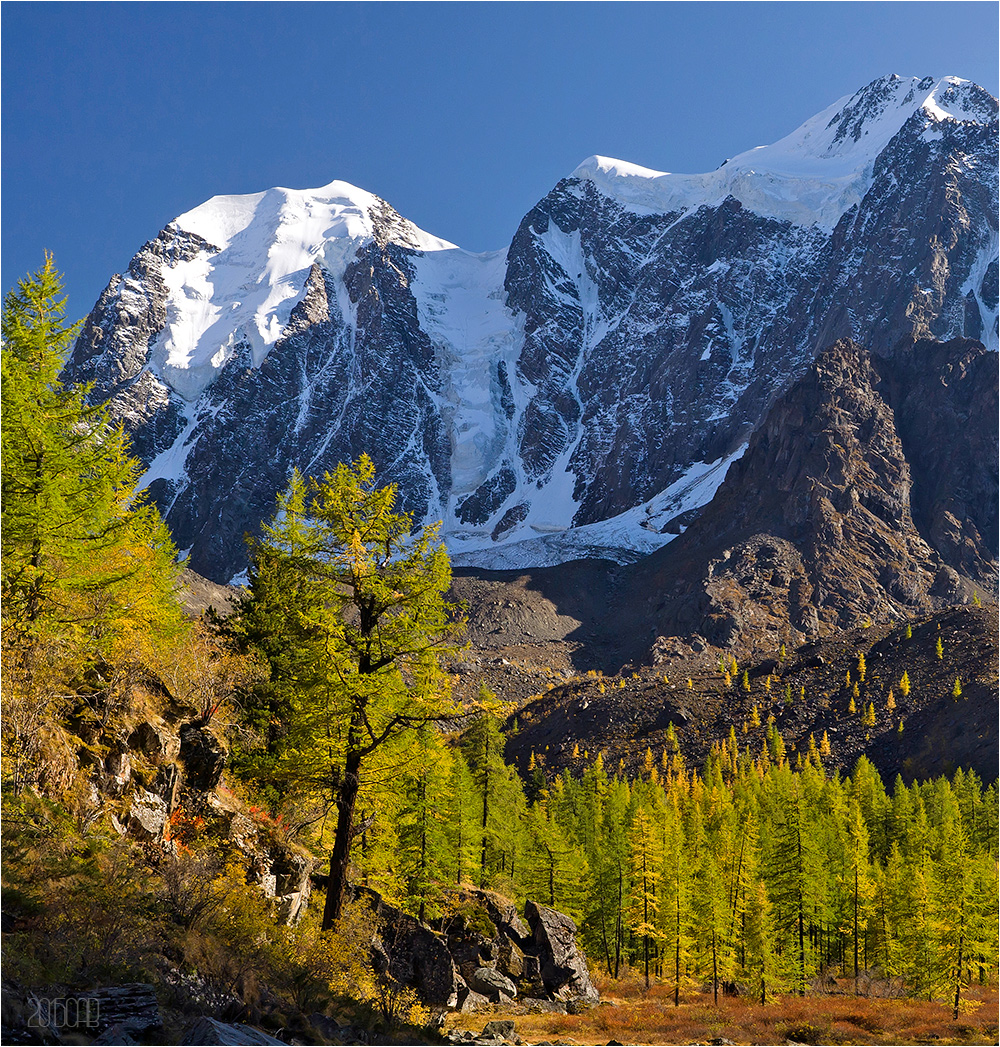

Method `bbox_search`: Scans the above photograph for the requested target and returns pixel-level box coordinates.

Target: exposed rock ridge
[624,336,998,655]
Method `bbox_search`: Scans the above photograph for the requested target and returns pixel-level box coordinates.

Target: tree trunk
[712,928,718,1006]
[643,857,650,989]
[953,918,965,1019]
[418,773,427,923]
[600,899,613,975]
[854,865,860,994]
[480,762,490,886]
[322,748,362,930]
[796,823,806,996]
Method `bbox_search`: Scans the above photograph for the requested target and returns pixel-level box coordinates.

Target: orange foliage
[448,979,999,1046]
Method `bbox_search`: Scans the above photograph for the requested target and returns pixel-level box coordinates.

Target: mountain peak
[146,179,458,400]
[65,74,997,582]
[572,75,997,230]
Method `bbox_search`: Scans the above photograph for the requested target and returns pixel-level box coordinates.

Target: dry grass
[446,977,999,1045]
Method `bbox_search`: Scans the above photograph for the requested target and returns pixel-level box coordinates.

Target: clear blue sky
[3,1,997,317]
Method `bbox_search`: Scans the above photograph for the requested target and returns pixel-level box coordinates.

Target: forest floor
[445,977,999,1046]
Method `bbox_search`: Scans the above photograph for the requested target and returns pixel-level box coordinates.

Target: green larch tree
[1,256,183,792]
[231,458,463,930]
[628,804,665,988]
[395,725,457,921]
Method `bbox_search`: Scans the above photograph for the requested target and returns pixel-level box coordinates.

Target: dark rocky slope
[611,335,998,661]
[502,604,998,786]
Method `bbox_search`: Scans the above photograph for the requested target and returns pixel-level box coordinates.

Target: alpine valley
[60,70,1000,780]
[4,71,999,1047]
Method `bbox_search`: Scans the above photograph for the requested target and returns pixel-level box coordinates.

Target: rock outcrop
[621,336,998,658]
[49,670,314,929]
[354,887,598,1010]
[524,902,599,1002]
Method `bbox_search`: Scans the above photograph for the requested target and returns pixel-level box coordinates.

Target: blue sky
[3,1,997,316]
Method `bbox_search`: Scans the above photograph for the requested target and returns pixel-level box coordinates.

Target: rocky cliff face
[64,75,998,582]
[622,336,998,656]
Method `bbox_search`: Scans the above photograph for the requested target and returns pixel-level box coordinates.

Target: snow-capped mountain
[66,75,999,582]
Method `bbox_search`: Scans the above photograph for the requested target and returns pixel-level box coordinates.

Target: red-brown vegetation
[451,977,999,1045]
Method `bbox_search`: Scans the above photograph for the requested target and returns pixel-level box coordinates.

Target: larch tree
[1,257,183,791]
[628,802,664,988]
[442,748,479,887]
[2,256,182,661]
[581,777,633,978]
[462,701,525,889]
[845,796,874,990]
[396,725,457,922]
[231,458,464,929]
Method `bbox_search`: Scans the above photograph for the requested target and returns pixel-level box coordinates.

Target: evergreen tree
[2,257,183,791]
[744,881,781,1003]
[581,777,632,977]
[844,797,874,991]
[231,458,462,929]
[659,793,690,1005]
[628,804,664,988]
[462,703,522,889]
[396,726,456,921]
[524,800,587,918]
[689,811,731,1004]
[766,770,822,994]
[442,748,480,886]
[2,256,182,662]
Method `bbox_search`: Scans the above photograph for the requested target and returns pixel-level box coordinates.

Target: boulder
[127,789,168,840]
[524,901,599,1002]
[469,967,517,1002]
[474,890,530,943]
[179,723,227,791]
[521,997,567,1014]
[457,988,492,1013]
[446,928,496,983]
[181,1017,285,1045]
[355,887,463,1007]
[481,1019,517,1040]
[497,936,526,980]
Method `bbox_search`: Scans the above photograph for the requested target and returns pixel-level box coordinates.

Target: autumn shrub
[157,846,229,931]
[777,1019,831,1044]
[1,792,159,985]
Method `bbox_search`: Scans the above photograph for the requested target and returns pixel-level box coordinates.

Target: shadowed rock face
[354,887,598,1009]
[620,336,998,656]
[63,77,998,582]
[524,901,599,1002]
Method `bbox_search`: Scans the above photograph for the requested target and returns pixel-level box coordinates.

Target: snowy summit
[65,74,999,582]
